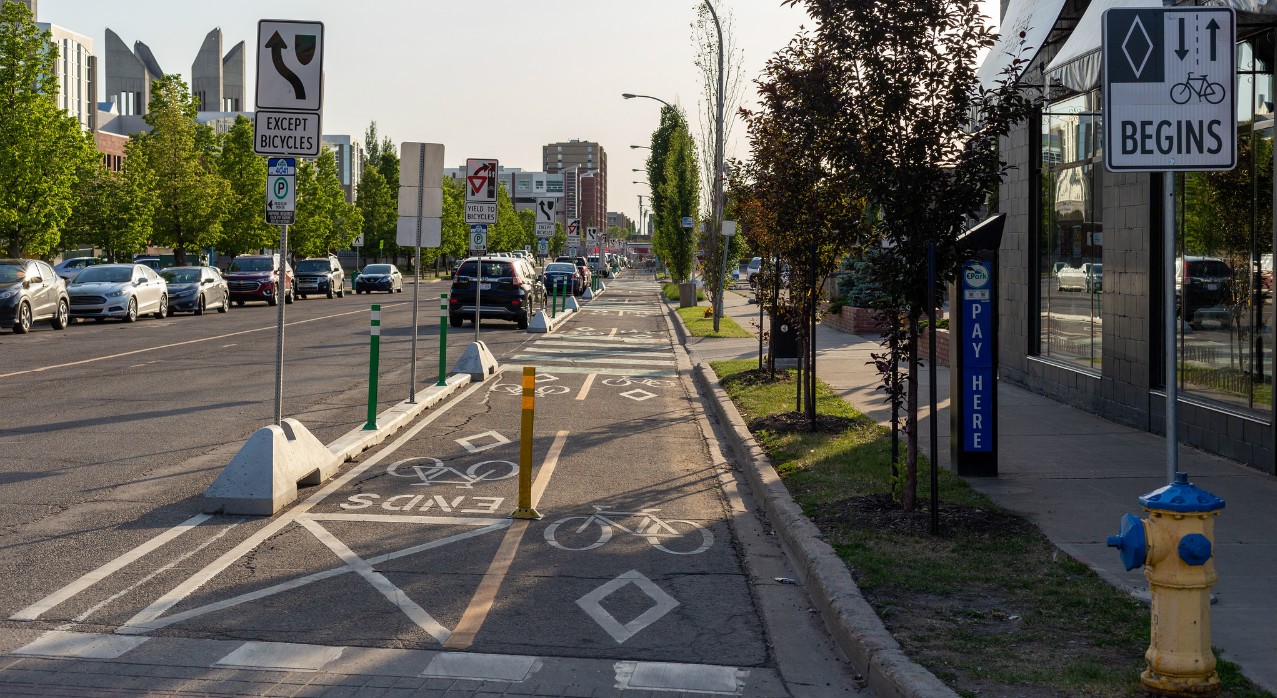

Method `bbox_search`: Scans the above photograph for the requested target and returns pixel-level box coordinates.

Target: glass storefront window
[1175,39,1274,412]
[1040,93,1104,371]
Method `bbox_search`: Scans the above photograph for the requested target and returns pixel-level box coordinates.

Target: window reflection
[1040,93,1103,370]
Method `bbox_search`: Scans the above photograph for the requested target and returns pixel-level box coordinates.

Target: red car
[224,254,294,306]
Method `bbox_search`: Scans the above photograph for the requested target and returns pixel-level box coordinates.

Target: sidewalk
[691,290,1276,694]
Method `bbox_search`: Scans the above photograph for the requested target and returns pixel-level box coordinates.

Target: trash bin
[678,282,698,308]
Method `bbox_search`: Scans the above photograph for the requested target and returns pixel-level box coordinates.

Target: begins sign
[1103,7,1236,171]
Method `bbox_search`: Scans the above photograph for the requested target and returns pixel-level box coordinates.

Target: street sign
[1103,7,1236,171]
[396,217,442,247]
[535,198,557,238]
[537,238,549,255]
[568,246,578,257]
[255,20,325,113]
[265,158,295,225]
[722,220,737,237]
[566,234,581,247]
[585,227,598,244]
[253,110,321,157]
[567,219,581,237]
[682,216,693,229]
[470,224,488,251]
[353,233,364,247]
[465,158,498,224]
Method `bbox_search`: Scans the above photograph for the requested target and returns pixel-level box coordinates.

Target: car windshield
[295,260,330,273]
[0,264,25,283]
[363,264,394,274]
[73,266,132,284]
[545,263,576,273]
[161,269,201,284]
[229,258,274,272]
[587,256,600,264]
[457,261,514,278]
[1189,260,1230,277]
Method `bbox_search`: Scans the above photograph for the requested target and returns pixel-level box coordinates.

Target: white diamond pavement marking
[455,430,511,453]
[620,389,658,402]
[13,631,149,660]
[615,661,747,695]
[214,641,344,672]
[421,652,542,682]
[576,570,679,644]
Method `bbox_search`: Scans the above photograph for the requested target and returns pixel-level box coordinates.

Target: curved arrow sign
[255,19,324,112]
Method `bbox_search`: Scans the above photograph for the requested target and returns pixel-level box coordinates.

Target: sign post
[465,159,497,342]
[397,142,445,403]
[1103,6,1236,484]
[254,19,325,425]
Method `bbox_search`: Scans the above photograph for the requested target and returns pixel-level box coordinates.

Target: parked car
[1055,264,1086,291]
[587,255,612,279]
[354,264,403,294]
[133,256,164,271]
[449,256,542,329]
[555,256,592,294]
[1084,263,1103,293]
[161,266,230,315]
[53,257,104,283]
[0,259,70,334]
[295,255,345,299]
[1176,256,1233,327]
[224,254,293,306]
[67,263,168,322]
[542,261,584,296]
[746,257,763,286]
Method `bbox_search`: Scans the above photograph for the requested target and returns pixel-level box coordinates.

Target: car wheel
[154,294,168,319]
[218,292,229,313]
[396,286,403,293]
[123,298,138,323]
[236,299,245,307]
[450,314,464,328]
[517,310,529,330]
[13,302,32,334]
[284,289,294,305]
[194,294,206,316]
[268,294,278,306]
[326,285,335,299]
[50,300,69,330]
[94,317,105,323]
[337,285,345,298]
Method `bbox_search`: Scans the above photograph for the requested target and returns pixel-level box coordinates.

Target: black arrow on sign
[1175,18,1188,60]
[265,31,306,100]
[1206,18,1220,61]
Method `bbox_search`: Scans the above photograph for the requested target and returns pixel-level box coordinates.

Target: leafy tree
[291,148,351,258]
[517,209,536,251]
[489,184,523,252]
[137,75,230,265]
[550,222,566,257]
[654,121,700,282]
[216,115,275,256]
[359,122,402,260]
[66,139,157,262]
[646,106,685,250]
[0,3,99,257]
[439,177,468,262]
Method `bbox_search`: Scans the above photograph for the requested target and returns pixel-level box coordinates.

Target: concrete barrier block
[582,288,595,300]
[203,418,339,516]
[453,340,499,381]
[565,296,580,311]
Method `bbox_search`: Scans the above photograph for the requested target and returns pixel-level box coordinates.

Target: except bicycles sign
[1103,7,1235,172]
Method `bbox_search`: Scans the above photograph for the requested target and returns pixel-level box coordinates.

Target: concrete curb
[665,297,958,698]
[328,373,472,463]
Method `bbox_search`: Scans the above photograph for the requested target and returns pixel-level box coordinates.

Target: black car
[161,266,230,315]
[1177,256,1233,327]
[542,261,584,296]
[555,256,592,295]
[354,264,403,294]
[295,255,345,299]
[449,257,541,329]
[0,259,70,334]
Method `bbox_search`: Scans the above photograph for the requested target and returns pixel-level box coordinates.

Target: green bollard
[364,304,381,430]
[437,293,448,386]
[551,279,559,318]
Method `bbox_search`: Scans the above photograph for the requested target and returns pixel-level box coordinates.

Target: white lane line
[512,354,675,367]
[300,519,452,644]
[115,378,490,635]
[512,365,678,378]
[0,305,404,380]
[116,523,508,633]
[10,514,213,622]
[547,335,666,345]
[609,328,618,337]
[57,519,246,630]
[576,373,596,401]
[527,345,673,358]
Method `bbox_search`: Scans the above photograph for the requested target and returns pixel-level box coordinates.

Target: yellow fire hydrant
[1107,472,1226,697]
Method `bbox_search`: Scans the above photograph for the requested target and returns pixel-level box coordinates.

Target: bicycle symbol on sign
[1170,73,1226,105]
[602,377,671,388]
[544,505,714,555]
[386,456,517,488]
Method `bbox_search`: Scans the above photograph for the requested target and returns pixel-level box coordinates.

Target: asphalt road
[0,274,862,697]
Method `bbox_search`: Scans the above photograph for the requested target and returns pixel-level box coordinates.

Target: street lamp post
[703,0,726,332]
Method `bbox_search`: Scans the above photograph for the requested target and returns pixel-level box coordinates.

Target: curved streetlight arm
[622,93,674,108]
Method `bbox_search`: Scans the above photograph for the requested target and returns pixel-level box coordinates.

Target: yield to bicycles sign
[1103,7,1235,171]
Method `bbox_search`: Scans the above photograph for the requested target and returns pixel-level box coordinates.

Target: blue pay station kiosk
[949,214,1004,477]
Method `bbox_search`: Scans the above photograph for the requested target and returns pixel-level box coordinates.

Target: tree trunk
[904,316,920,511]
[174,246,188,266]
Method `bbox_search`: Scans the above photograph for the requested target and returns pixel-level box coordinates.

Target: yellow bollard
[511,366,542,520]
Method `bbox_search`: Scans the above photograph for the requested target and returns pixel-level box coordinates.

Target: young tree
[291,148,350,258]
[66,140,157,262]
[0,3,99,258]
[489,184,523,252]
[137,75,230,265]
[439,177,468,263]
[647,106,686,248]
[655,122,700,282]
[216,115,275,256]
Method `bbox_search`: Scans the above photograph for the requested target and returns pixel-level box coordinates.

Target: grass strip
[677,306,752,338]
[662,281,706,302]
[711,358,1271,698]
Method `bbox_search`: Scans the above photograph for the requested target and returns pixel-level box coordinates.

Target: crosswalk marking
[513,354,676,367]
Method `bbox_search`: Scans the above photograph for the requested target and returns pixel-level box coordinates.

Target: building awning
[977,0,1072,90]
[1044,0,1167,93]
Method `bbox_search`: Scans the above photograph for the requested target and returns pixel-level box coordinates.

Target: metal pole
[1164,171,1178,484]
[706,0,725,333]
[273,224,287,426]
[364,304,381,430]
[474,251,482,343]
[410,148,425,403]
[437,294,448,386]
[928,244,939,535]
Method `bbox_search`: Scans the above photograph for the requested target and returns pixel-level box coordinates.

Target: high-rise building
[321,135,366,204]
[104,28,244,116]
[542,140,607,232]
[36,22,96,132]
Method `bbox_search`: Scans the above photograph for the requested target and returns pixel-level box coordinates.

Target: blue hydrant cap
[1106,512,1147,571]
[1138,472,1226,513]
[1178,533,1213,566]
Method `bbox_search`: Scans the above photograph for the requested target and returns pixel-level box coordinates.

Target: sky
[37,0,999,227]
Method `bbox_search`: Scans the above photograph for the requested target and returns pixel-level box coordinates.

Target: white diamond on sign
[1102,7,1236,171]
[255,20,324,112]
